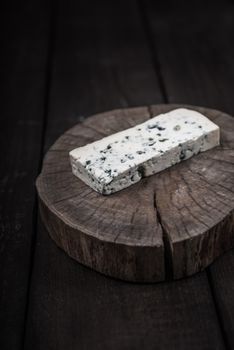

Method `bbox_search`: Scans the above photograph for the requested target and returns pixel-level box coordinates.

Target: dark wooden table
[1,1,234,349]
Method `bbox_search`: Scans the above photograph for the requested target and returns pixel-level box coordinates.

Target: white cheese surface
[70,108,220,194]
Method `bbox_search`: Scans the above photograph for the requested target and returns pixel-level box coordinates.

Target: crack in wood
[183,204,210,230]
[153,189,174,280]
[147,105,155,119]
[169,171,199,238]
[52,194,79,205]
[82,122,110,137]
[43,170,71,176]
[180,170,219,224]
[206,157,234,166]
[130,206,140,225]
[193,169,234,198]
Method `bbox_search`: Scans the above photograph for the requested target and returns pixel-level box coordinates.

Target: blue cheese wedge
[70,108,220,195]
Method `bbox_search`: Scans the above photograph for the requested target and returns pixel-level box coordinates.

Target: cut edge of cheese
[69,108,220,195]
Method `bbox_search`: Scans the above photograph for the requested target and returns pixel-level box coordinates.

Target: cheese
[69,108,220,195]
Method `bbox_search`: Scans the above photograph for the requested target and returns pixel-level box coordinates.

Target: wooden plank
[209,251,234,348]
[25,218,225,350]
[143,0,234,347]
[24,1,225,349]
[43,0,163,151]
[0,2,50,349]
[142,0,234,113]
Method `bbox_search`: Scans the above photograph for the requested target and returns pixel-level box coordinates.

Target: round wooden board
[36,104,234,282]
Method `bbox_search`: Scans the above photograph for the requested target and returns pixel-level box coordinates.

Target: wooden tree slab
[36,104,234,282]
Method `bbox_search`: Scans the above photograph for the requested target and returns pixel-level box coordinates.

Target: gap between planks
[22,1,58,348]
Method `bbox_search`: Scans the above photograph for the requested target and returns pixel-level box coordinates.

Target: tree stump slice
[36,104,234,282]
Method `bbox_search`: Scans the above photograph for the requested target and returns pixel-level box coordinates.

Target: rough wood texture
[0,2,49,349]
[36,104,234,282]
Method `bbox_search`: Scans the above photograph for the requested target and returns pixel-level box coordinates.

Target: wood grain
[37,104,234,282]
[0,2,49,349]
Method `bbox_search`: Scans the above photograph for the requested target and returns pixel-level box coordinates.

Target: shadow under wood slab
[36,105,234,282]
